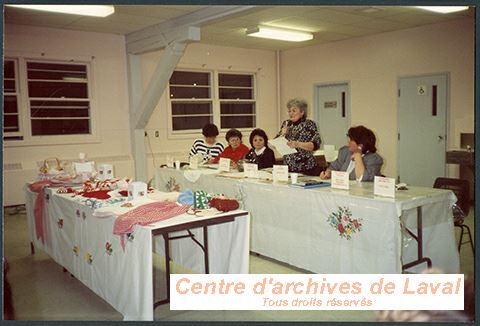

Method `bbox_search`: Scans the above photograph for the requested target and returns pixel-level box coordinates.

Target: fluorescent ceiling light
[246,26,313,42]
[6,5,115,17]
[415,6,469,14]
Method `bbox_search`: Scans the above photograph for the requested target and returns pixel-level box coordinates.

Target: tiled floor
[3,206,474,321]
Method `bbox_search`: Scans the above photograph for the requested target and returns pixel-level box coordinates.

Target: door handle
[438,135,444,141]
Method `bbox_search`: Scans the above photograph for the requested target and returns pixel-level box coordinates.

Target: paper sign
[331,171,349,190]
[243,163,258,178]
[272,165,289,183]
[374,176,396,198]
[219,158,231,172]
[73,161,95,174]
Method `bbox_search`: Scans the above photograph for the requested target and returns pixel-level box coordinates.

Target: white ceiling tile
[4,5,474,51]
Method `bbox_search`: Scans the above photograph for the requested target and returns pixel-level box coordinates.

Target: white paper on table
[219,158,231,172]
[243,163,258,178]
[331,171,349,190]
[268,137,297,156]
[374,176,396,198]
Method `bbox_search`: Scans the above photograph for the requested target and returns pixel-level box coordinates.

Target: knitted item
[113,201,190,250]
[81,190,111,200]
[29,180,53,244]
[209,197,239,212]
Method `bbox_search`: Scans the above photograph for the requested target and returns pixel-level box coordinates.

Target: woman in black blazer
[245,128,275,169]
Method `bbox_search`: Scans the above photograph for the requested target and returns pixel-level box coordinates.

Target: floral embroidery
[82,212,87,220]
[127,233,135,242]
[76,209,81,218]
[327,206,362,240]
[85,253,93,264]
[73,246,79,256]
[166,177,180,192]
[57,218,64,228]
[105,242,113,255]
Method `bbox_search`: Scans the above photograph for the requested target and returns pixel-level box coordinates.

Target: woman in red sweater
[212,128,249,168]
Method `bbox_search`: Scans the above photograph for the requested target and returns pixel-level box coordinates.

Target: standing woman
[245,128,275,169]
[189,123,224,163]
[277,98,322,176]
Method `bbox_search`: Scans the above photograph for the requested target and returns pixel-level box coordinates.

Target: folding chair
[433,177,474,254]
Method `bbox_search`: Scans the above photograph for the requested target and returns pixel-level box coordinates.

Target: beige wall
[140,43,278,178]
[280,18,474,178]
[4,18,473,204]
[4,24,133,205]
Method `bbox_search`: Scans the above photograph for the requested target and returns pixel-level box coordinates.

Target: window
[169,71,212,131]
[3,59,20,137]
[218,73,255,129]
[3,56,95,144]
[27,61,91,136]
[168,70,256,133]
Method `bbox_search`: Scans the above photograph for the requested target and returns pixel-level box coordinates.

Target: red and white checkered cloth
[113,201,190,250]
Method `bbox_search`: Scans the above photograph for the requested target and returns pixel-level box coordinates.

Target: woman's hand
[320,169,331,179]
[280,126,289,136]
[207,158,215,164]
[231,161,238,169]
[287,140,298,148]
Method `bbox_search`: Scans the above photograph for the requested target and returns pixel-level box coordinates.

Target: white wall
[4,24,133,205]
[280,18,474,178]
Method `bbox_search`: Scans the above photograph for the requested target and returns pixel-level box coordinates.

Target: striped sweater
[189,138,224,162]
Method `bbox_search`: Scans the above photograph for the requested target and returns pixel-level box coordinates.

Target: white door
[315,83,350,150]
[398,74,448,187]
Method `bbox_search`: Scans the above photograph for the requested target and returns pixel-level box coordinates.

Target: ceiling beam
[127,25,200,55]
[126,5,256,54]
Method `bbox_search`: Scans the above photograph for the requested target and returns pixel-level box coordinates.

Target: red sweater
[213,143,250,163]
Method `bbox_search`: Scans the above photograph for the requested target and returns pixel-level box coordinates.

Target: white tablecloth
[156,167,460,274]
[25,186,249,320]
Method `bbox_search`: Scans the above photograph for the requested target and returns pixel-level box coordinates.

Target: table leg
[30,241,35,255]
[402,206,432,272]
[203,226,209,274]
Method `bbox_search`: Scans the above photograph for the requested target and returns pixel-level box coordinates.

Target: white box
[128,181,147,200]
[97,164,114,180]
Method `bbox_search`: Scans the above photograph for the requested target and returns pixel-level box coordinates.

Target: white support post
[127,54,147,182]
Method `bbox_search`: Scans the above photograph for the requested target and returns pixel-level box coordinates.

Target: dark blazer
[245,147,275,169]
[329,146,383,181]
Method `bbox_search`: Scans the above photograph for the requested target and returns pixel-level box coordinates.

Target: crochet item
[113,201,190,250]
[194,190,213,209]
[209,197,239,212]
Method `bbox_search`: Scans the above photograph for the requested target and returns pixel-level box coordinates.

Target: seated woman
[212,128,250,168]
[320,125,383,182]
[189,123,224,163]
[277,98,322,176]
[245,128,275,169]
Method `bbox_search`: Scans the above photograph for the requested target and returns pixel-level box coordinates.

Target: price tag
[374,176,396,198]
[243,163,258,178]
[219,158,231,172]
[331,171,349,190]
[272,165,289,183]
